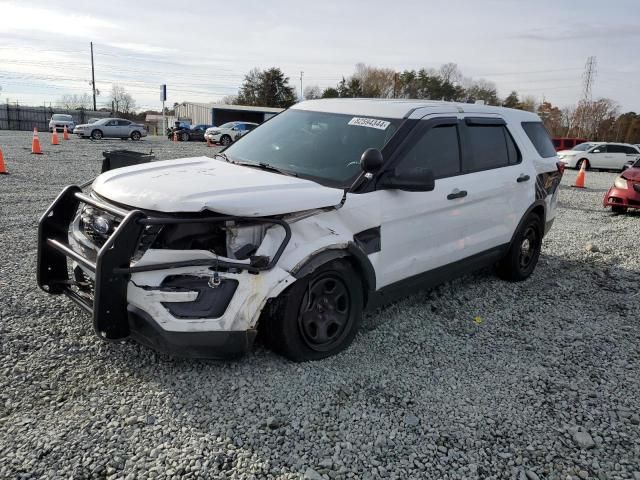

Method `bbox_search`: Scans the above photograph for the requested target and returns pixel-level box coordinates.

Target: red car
[603,158,640,213]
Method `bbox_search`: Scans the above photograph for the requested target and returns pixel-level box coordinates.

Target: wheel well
[531,205,545,222]
[289,245,375,307]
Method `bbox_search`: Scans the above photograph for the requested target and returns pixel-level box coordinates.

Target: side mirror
[360,148,384,174]
[378,167,435,192]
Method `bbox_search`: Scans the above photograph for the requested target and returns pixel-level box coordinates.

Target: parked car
[168,124,212,142]
[49,114,75,133]
[603,157,640,213]
[204,122,258,146]
[73,118,147,140]
[37,99,562,361]
[557,142,640,171]
[552,137,587,152]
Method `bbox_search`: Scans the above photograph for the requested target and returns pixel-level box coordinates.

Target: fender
[290,242,377,307]
[509,200,546,247]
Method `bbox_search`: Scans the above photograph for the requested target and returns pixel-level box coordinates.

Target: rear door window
[396,122,461,179]
[465,124,510,171]
[521,122,556,158]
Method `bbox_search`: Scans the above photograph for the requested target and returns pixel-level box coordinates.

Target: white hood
[92,156,344,216]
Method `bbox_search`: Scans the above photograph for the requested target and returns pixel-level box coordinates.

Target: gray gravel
[1,130,639,479]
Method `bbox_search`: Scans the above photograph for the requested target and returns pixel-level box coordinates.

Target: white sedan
[204,122,258,146]
[74,118,147,140]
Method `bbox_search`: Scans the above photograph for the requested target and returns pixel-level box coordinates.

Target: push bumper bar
[37,185,290,356]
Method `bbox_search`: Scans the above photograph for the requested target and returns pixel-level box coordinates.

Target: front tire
[181,132,189,142]
[612,205,627,214]
[497,213,543,281]
[91,129,103,140]
[220,134,232,146]
[264,259,363,362]
[576,158,589,170]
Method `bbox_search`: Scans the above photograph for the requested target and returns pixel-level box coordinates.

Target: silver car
[73,118,147,140]
[49,114,76,133]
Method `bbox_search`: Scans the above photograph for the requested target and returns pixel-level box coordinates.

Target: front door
[377,115,470,288]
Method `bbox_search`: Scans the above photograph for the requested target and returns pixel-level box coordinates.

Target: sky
[1,0,639,112]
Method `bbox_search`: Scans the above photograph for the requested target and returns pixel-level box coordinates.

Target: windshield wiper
[234,161,298,177]
[213,152,231,162]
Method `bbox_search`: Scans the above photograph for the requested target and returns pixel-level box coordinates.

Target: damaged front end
[37,185,292,358]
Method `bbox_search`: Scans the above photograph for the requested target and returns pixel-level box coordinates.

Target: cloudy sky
[1,0,639,112]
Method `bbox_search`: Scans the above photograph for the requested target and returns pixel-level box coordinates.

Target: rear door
[459,116,534,255]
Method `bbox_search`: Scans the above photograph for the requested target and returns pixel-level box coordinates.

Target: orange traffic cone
[206,137,212,147]
[51,126,60,145]
[63,125,69,140]
[0,147,8,174]
[573,160,586,188]
[173,131,177,143]
[32,128,43,154]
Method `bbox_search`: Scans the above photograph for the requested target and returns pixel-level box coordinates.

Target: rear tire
[612,205,627,214]
[497,213,543,281]
[91,129,103,140]
[264,259,363,362]
[576,158,589,170]
[131,131,141,141]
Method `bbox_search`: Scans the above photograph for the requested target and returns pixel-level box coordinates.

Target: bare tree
[57,93,92,110]
[220,95,238,105]
[439,62,462,84]
[111,84,136,114]
[303,85,321,100]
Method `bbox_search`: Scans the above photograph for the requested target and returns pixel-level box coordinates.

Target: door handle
[517,174,530,183]
[447,189,467,200]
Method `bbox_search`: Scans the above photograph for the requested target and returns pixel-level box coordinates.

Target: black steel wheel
[263,259,363,361]
[497,213,543,281]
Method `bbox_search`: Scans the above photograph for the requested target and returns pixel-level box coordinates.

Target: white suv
[558,142,640,171]
[37,99,562,361]
[204,122,258,146]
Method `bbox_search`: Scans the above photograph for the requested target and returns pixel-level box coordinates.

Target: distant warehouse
[174,102,284,126]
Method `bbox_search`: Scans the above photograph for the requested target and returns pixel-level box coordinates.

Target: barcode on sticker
[348,117,390,130]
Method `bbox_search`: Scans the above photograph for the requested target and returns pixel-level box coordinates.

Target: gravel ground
[1,130,639,480]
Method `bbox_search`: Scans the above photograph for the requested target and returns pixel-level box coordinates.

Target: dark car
[603,157,640,214]
[168,123,211,142]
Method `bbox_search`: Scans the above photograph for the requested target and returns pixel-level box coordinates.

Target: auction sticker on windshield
[348,117,390,130]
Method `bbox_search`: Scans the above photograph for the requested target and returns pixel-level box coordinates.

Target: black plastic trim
[366,244,509,311]
[160,276,238,319]
[127,306,256,359]
[354,226,381,254]
[465,117,506,126]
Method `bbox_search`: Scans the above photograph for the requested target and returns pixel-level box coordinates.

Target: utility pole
[300,71,304,101]
[90,42,97,111]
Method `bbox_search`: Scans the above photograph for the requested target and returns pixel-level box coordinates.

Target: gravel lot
[1,130,639,480]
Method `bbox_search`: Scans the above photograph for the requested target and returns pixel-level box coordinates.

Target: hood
[622,167,640,181]
[92,156,344,216]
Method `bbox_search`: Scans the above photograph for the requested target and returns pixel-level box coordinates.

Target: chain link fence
[0,103,111,131]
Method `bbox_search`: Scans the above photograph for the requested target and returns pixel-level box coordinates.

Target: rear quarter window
[522,122,556,158]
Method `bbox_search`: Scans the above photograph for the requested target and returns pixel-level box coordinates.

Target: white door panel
[377,177,468,288]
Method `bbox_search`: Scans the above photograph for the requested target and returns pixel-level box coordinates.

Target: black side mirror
[378,167,435,192]
[360,148,384,174]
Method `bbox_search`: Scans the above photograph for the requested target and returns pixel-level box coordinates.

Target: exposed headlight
[614,176,628,189]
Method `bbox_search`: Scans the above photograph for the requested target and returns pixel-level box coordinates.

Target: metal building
[174,102,284,126]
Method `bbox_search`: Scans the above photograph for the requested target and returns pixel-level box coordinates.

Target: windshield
[223,109,401,186]
[634,158,640,168]
[88,118,100,123]
[219,122,236,129]
[572,142,599,151]
[52,114,72,121]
